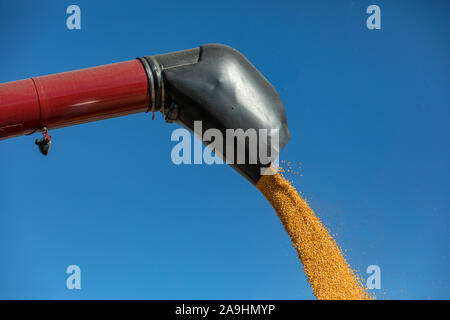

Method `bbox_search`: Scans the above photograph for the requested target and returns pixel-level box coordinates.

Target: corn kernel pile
[256,172,371,300]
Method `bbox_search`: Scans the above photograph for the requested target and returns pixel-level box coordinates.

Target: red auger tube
[0,59,149,140]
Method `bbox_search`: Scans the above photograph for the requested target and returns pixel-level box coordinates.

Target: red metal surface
[0,59,149,140]
[0,79,41,139]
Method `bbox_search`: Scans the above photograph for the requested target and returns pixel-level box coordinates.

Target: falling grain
[256,172,371,300]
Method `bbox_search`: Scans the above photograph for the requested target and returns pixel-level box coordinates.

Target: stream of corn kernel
[256,172,371,300]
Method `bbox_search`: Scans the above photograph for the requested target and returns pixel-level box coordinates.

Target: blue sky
[0,0,449,299]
